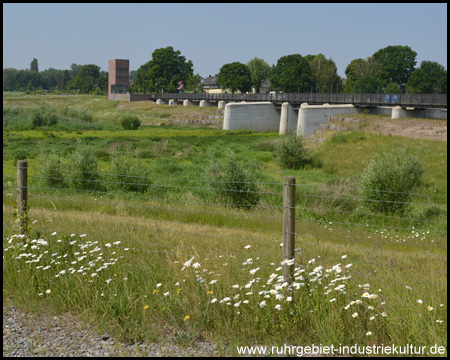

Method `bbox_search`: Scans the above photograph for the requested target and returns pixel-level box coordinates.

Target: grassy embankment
[3,92,447,354]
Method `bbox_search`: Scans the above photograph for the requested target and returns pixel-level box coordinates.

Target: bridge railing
[148,92,447,108]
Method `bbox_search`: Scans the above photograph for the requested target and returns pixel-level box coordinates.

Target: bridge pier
[279,102,298,135]
[183,99,195,106]
[218,101,226,109]
[391,106,447,120]
[199,100,214,107]
[297,104,363,136]
[223,102,279,132]
[156,99,167,105]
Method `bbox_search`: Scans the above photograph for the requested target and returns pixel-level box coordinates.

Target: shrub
[205,150,261,209]
[358,147,424,215]
[60,106,93,122]
[106,151,151,193]
[274,134,314,170]
[68,140,99,190]
[30,100,58,128]
[121,115,141,130]
[38,154,67,188]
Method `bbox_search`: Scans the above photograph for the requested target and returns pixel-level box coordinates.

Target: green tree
[384,82,401,94]
[67,64,105,93]
[134,46,193,93]
[185,74,204,93]
[269,54,313,93]
[3,68,18,91]
[247,57,270,93]
[26,80,34,93]
[308,54,341,93]
[406,61,447,94]
[372,45,417,86]
[58,70,71,91]
[344,57,382,93]
[70,63,81,78]
[30,58,39,72]
[217,62,252,93]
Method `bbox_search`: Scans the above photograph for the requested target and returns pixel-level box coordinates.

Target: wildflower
[436,320,443,324]
[428,306,434,311]
[286,297,292,302]
[329,298,337,302]
[177,288,182,294]
[244,245,251,249]
[341,255,347,259]
[352,312,358,318]
[243,300,249,304]
[417,299,423,304]
[209,280,217,285]
[38,293,43,296]
[276,294,284,301]
[156,283,162,288]
[366,332,372,336]
[46,289,51,294]
[249,268,260,275]
[182,256,195,269]
[51,232,57,236]
[232,284,239,289]
[382,312,387,317]
[356,300,362,304]
[368,306,374,310]
[234,302,241,308]
[79,234,87,237]
[153,289,158,295]
[369,316,375,321]
[345,305,350,310]
[275,304,282,311]
[211,298,217,303]
[192,262,201,269]
[105,243,111,247]
[259,301,266,308]
[183,315,190,321]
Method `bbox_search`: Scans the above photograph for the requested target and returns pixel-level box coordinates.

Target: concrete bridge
[145,92,447,136]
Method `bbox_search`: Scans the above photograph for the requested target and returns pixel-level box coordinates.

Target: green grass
[2,93,447,354]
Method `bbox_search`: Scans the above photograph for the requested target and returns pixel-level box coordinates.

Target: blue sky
[3,3,447,78]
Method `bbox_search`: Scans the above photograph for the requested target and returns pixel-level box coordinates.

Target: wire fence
[3,162,447,288]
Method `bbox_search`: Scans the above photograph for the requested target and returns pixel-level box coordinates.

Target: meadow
[3,92,447,355]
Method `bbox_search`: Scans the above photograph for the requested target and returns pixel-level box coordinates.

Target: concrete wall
[297,104,363,136]
[200,100,214,107]
[279,102,298,135]
[392,106,447,120]
[223,102,279,132]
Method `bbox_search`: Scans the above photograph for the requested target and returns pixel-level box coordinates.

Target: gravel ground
[3,306,223,357]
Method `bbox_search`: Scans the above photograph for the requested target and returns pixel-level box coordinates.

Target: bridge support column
[156,99,167,105]
[183,99,195,106]
[218,101,226,109]
[391,106,446,120]
[168,99,176,105]
[199,100,213,107]
[297,103,362,137]
[223,102,279,132]
[279,102,297,135]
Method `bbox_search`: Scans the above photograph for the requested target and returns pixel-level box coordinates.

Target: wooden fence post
[283,176,295,284]
[17,160,28,234]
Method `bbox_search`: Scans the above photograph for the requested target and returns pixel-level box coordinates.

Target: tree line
[132,45,446,95]
[3,59,108,94]
[3,45,447,95]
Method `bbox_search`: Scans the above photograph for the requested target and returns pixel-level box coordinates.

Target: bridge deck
[147,93,447,108]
